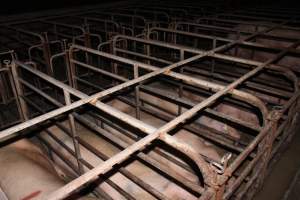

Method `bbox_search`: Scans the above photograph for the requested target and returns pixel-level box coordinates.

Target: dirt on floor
[254,124,300,200]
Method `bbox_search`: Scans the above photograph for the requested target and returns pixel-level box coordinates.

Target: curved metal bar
[159,133,217,186]
[4,25,46,43]
[41,20,86,34]
[83,16,120,33]
[28,40,64,63]
[171,22,300,54]
[146,27,299,92]
[112,34,269,122]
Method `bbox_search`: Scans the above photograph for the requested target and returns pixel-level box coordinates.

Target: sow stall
[0,29,299,200]
[0,51,24,130]
[0,2,299,200]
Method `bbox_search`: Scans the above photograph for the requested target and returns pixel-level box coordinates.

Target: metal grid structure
[0,51,25,130]
[0,1,300,200]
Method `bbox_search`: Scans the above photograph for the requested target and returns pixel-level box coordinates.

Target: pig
[39,98,222,200]
[0,139,96,200]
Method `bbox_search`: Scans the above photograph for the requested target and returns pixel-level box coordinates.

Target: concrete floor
[284,167,300,200]
[254,127,300,200]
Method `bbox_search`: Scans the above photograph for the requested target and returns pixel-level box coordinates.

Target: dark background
[1,0,120,15]
[1,0,299,16]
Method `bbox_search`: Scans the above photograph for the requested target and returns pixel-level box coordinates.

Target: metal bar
[64,18,295,198]
[48,25,293,196]
[21,73,204,194]
[0,6,298,200]
[72,44,269,118]
[63,90,84,174]
[10,62,28,121]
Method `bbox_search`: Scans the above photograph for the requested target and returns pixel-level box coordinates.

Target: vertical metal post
[104,21,108,40]
[178,49,184,115]
[68,48,77,89]
[10,62,28,121]
[42,32,53,76]
[63,89,84,174]
[134,64,141,119]
[250,25,258,59]
[53,24,58,40]
[5,60,24,122]
[211,37,217,81]
[131,16,135,35]
[146,34,151,65]
[257,111,280,188]
[0,62,7,104]
[84,24,92,65]
[61,40,69,84]
[234,30,240,57]
[112,39,118,86]
[172,32,177,59]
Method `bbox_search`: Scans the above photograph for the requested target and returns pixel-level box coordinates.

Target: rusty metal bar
[20,82,170,200]
[0,4,299,200]
[63,90,84,174]
[24,76,205,197]
[46,20,294,197]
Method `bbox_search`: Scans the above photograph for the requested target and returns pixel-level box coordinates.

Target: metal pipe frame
[81,11,147,36]
[111,11,299,184]
[85,13,298,197]
[112,34,297,94]
[47,41,284,199]
[144,27,298,89]
[106,27,298,199]
[0,2,300,200]
[109,40,289,134]
[5,58,216,198]
[0,20,295,199]
[18,67,207,200]
[0,51,24,130]
[195,17,300,38]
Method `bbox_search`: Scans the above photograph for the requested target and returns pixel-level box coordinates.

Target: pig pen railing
[0,31,291,199]
[0,51,25,130]
[171,21,300,76]
[1,52,223,198]
[1,17,299,199]
[109,31,299,198]
[15,73,207,200]
[0,4,300,200]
